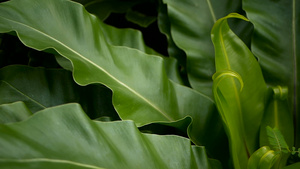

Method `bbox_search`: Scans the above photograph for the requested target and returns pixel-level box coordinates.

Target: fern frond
[266,126,289,153]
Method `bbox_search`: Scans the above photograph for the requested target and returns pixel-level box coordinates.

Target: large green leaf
[243,0,300,146]
[0,65,118,120]
[0,0,224,156]
[92,19,224,155]
[0,103,219,169]
[211,13,268,169]
[162,0,244,98]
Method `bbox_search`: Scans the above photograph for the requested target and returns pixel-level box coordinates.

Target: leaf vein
[0,16,173,121]
[1,80,46,109]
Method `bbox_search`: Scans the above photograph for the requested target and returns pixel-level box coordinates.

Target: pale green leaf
[247,146,280,169]
[211,13,268,168]
[258,150,280,169]
[248,146,270,169]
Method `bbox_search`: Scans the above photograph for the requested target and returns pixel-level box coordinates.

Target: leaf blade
[243,0,300,147]
[266,126,289,153]
[0,103,217,169]
[211,13,268,168]
[162,0,245,98]
[0,0,222,154]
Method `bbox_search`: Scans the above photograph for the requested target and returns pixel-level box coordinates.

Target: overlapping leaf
[157,2,188,86]
[0,0,223,155]
[162,0,245,98]
[247,146,280,169]
[211,13,268,168]
[259,87,293,168]
[0,65,118,119]
[243,0,300,147]
[99,21,184,84]
[0,101,32,124]
[0,103,218,169]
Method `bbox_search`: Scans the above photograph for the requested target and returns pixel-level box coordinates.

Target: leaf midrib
[218,21,242,112]
[271,129,282,152]
[0,16,173,121]
[1,80,46,109]
[218,19,250,158]
[205,0,216,23]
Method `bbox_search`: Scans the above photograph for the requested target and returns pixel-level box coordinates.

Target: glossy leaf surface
[0,103,218,169]
[243,0,300,147]
[211,13,268,168]
[0,0,223,155]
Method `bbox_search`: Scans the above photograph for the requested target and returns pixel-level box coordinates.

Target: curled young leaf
[211,13,268,169]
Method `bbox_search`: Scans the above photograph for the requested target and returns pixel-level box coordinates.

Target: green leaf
[259,87,292,141]
[99,21,162,56]
[243,0,300,147]
[258,150,280,169]
[259,87,293,168]
[266,126,289,153]
[55,20,163,71]
[0,101,32,124]
[157,1,188,85]
[248,146,270,169]
[97,21,184,84]
[0,103,218,169]
[0,65,118,120]
[157,1,186,65]
[211,13,268,168]
[162,0,245,98]
[248,146,280,169]
[0,0,223,154]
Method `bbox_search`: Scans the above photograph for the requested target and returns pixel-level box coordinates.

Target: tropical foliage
[0,0,299,168]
